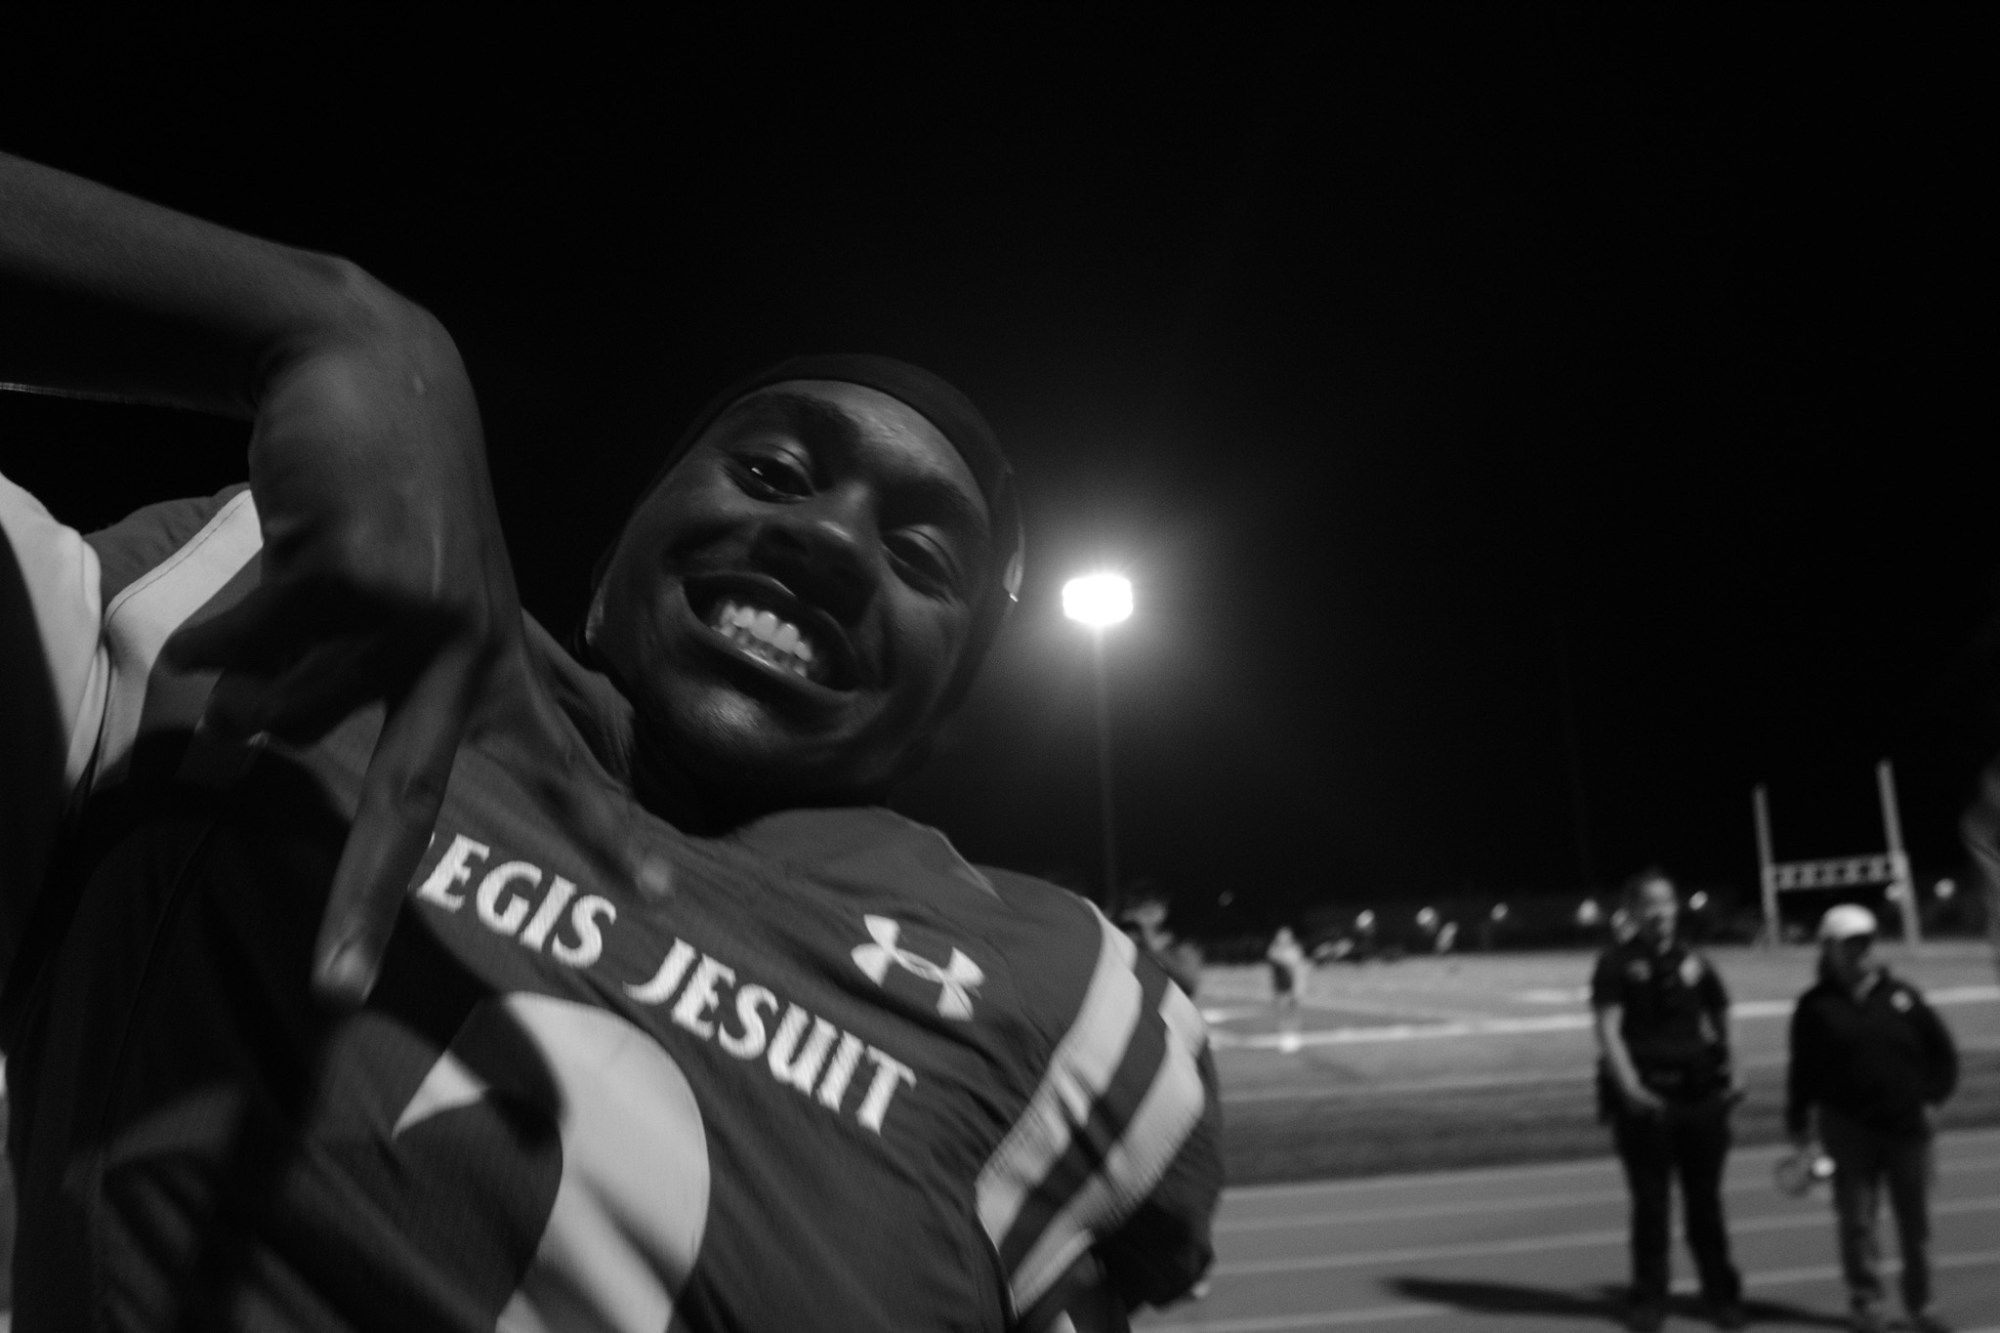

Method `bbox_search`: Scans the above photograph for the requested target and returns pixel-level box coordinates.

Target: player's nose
[751,487,877,624]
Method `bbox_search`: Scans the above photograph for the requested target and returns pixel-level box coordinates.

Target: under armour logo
[852,915,984,1020]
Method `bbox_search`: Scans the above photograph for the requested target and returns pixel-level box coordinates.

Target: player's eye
[731,450,813,500]
[887,529,963,597]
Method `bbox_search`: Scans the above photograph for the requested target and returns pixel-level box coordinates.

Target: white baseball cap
[1818,904,1878,942]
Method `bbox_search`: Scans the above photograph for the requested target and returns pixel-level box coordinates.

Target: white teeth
[708,599,822,680]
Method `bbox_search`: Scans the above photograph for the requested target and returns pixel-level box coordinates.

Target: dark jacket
[1590,936,1733,1109]
[1786,969,1958,1138]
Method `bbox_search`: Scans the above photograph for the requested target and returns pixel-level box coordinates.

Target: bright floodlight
[1062,574,1133,627]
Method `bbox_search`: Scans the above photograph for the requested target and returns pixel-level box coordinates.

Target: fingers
[163,578,342,675]
[252,637,401,745]
[313,647,476,1007]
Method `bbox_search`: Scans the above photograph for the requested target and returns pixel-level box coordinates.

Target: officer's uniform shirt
[1590,933,1732,1104]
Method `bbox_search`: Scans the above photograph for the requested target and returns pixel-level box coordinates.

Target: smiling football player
[1,153,1217,1331]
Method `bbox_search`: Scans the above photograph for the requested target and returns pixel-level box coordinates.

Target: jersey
[0,475,1220,1331]
[1786,971,1958,1138]
[1589,935,1732,1104]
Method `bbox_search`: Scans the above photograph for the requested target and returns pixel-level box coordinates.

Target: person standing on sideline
[1591,869,1747,1332]
[1787,905,1959,1333]
[1117,881,1203,1000]
[1266,926,1306,1053]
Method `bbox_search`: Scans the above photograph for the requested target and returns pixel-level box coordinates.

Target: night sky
[3,10,1988,935]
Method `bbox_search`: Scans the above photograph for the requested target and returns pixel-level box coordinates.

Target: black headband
[596,354,1023,714]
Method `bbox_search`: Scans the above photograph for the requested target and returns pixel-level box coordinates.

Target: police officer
[1787,905,1958,1333]
[1591,869,1747,1332]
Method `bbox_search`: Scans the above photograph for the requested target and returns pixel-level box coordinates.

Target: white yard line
[1139,1250,2000,1332]
[1213,985,1998,1050]
[1221,1127,2000,1208]
[1221,1040,2000,1103]
[1211,1197,2000,1278]
[1218,1153,2000,1232]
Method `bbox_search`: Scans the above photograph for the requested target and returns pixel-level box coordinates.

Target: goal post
[1755,760,1920,951]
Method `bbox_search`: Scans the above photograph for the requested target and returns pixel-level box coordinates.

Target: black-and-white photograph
[2,10,1990,1331]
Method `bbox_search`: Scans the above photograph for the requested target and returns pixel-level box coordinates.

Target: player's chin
[662,678,904,792]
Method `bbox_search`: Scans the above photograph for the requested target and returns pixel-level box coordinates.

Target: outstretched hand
[164,295,629,1007]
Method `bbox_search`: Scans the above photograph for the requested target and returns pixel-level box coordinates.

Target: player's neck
[626,733,882,836]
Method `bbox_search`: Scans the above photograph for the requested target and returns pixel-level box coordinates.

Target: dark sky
[4,10,1989,931]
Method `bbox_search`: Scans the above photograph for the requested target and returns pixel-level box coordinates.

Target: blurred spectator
[1266,926,1307,1054]
[1787,905,1958,1333]
[1117,880,1203,999]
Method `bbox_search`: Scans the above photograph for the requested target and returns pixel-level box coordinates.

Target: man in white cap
[1786,904,1960,1333]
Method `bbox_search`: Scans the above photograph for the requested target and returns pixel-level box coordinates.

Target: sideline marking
[1139,1250,2000,1331]
[1211,1197,2000,1278]
[1222,1041,2000,1104]
[1220,1127,2000,1205]
[1218,1153,2000,1232]
[1214,985,1999,1050]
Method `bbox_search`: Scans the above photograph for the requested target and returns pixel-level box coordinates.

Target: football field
[1144,941,2000,1330]
[1134,1128,2000,1332]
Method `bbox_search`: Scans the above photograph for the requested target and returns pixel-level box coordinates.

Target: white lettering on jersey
[719,984,777,1060]
[626,939,697,1005]
[552,893,614,968]
[627,936,920,1137]
[417,833,491,910]
[414,835,613,971]
[768,1008,839,1093]
[411,830,926,1137]
[671,955,736,1039]
[478,861,542,934]
[520,876,576,950]
[857,1047,917,1133]
[851,914,984,1020]
[816,1032,867,1110]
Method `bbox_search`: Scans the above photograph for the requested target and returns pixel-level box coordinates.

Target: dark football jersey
[0,478,1218,1331]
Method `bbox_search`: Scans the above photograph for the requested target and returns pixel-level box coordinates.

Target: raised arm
[1,152,561,1005]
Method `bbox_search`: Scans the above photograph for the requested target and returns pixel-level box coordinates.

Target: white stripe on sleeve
[1,472,108,797]
[1007,979,1209,1311]
[977,914,1143,1263]
[92,488,261,791]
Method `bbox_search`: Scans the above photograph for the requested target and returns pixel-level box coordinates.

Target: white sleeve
[0,469,108,799]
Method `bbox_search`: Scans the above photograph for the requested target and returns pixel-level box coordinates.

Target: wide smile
[682,575,859,693]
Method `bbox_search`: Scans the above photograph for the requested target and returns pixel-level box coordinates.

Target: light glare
[1062,574,1133,627]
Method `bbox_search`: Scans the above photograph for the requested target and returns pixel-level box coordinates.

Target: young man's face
[593,380,993,809]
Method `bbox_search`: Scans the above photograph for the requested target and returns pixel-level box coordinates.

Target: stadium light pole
[1063,573,1133,919]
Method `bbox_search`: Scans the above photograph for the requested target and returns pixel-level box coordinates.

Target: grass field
[1206,940,2000,1185]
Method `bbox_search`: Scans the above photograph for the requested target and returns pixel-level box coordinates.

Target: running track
[1136,1127,2000,1332]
